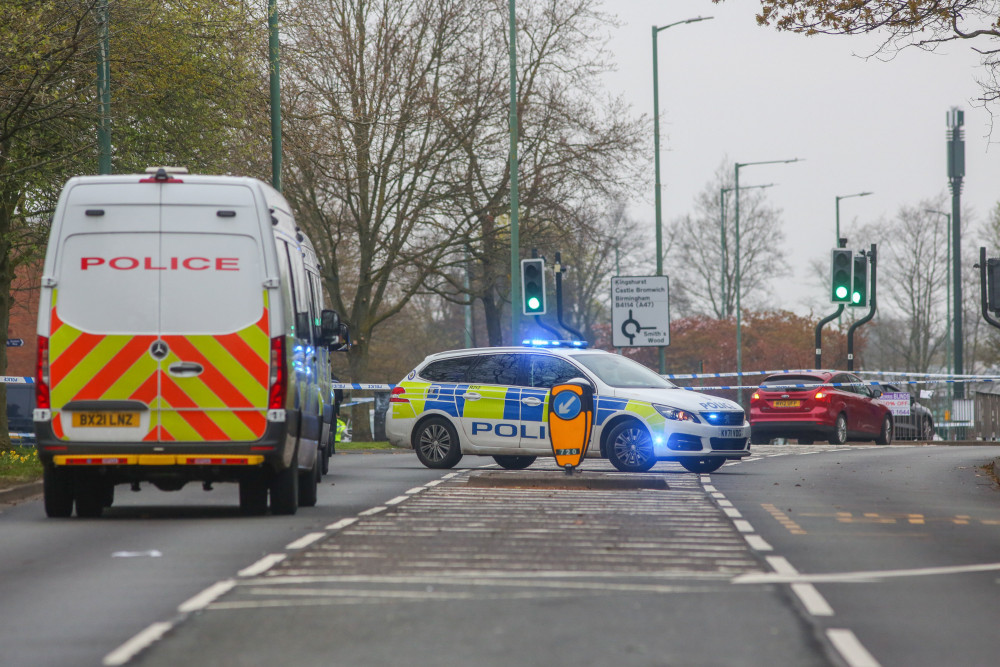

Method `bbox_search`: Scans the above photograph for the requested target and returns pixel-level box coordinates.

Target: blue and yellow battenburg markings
[392,381,668,437]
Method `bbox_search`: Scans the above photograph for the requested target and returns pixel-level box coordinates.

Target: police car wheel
[414,418,463,469]
[606,421,657,473]
[679,457,725,474]
[493,455,536,470]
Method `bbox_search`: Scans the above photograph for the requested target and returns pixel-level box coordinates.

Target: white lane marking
[765,555,798,576]
[238,554,286,578]
[700,475,711,482]
[827,629,882,667]
[791,583,835,616]
[358,506,386,516]
[723,507,742,518]
[178,579,236,613]
[702,485,717,492]
[405,486,425,495]
[744,534,773,551]
[716,499,733,507]
[711,492,726,499]
[102,621,174,666]
[385,495,409,505]
[286,532,326,550]
[111,550,162,558]
[733,519,754,533]
[425,479,443,487]
[442,473,459,479]
[326,517,358,531]
[733,561,1000,585]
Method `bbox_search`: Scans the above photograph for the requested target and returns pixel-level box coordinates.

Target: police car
[385,343,751,473]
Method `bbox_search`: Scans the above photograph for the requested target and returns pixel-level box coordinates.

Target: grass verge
[337,441,396,451]
[0,446,42,488]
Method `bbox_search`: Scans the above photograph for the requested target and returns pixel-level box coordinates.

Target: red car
[749,371,893,445]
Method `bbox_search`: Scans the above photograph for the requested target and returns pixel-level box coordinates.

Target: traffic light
[831,249,852,303]
[520,258,546,315]
[988,258,1000,313]
[850,253,868,307]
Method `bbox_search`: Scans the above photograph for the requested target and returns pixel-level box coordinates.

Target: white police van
[386,343,750,473]
[33,167,345,517]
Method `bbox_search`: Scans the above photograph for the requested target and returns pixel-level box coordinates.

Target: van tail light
[390,386,408,403]
[268,336,287,410]
[36,336,51,409]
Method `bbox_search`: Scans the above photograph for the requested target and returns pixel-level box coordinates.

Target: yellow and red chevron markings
[49,302,270,443]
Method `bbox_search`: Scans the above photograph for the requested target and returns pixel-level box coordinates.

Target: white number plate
[720,428,748,438]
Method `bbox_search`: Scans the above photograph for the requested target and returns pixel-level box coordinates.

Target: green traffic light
[852,291,861,304]
[527,297,540,311]
[835,286,848,299]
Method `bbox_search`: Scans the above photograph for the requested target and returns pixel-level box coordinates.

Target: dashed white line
[238,554,286,578]
[722,507,742,519]
[178,579,236,613]
[286,532,326,550]
[743,534,773,551]
[765,555,798,576]
[102,621,174,666]
[827,629,882,667]
[326,517,358,531]
[791,583,835,616]
[733,519,754,533]
[405,486,426,495]
[358,506,386,516]
[385,495,409,505]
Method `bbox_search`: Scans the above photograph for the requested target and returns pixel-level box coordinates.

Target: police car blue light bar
[521,339,588,348]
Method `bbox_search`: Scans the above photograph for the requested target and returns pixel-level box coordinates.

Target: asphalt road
[0,451,444,667]
[4,444,1000,667]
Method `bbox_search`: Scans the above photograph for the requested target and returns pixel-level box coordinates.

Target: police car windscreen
[572,354,676,389]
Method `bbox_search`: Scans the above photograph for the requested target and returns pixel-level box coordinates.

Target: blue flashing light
[521,339,589,349]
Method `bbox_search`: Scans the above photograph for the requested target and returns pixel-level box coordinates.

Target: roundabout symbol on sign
[620,309,656,345]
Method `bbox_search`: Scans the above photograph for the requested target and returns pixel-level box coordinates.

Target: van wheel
[606,421,657,473]
[298,453,320,508]
[270,463,299,515]
[493,455,536,470]
[239,469,269,516]
[43,466,74,518]
[74,475,105,518]
[413,418,463,469]
[679,457,725,474]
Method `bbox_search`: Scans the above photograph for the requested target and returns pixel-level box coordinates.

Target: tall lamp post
[926,209,952,376]
[734,158,801,404]
[653,15,712,372]
[835,191,872,244]
[720,183,773,318]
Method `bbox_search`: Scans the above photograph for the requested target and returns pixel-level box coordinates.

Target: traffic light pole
[814,304,845,369]
[846,244,877,371]
[554,252,585,341]
[978,247,1000,331]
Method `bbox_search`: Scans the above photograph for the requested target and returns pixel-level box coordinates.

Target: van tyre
[414,418,463,469]
[680,457,726,474]
[875,415,893,445]
[493,455,536,470]
[239,469,269,516]
[74,474,105,518]
[298,453,320,508]
[43,466,74,518]
[828,414,848,445]
[270,462,299,515]
[606,421,657,473]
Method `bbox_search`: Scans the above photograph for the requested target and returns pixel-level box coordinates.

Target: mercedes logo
[150,340,169,360]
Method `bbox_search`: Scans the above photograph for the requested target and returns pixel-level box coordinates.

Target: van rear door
[48,181,269,444]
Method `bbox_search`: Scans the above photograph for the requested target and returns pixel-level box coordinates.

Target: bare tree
[666,160,787,319]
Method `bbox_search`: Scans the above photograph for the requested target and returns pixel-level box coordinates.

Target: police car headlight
[653,404,700,423]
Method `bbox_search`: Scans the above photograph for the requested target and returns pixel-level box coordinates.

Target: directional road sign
[611,276,670,348]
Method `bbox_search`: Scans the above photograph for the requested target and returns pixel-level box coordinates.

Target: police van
[386,343,751,473]
[33,167,345,517]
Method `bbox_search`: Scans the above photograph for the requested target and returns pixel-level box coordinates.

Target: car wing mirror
[871,388,882,398]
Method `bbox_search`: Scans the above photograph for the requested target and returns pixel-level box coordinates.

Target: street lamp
[720,183,774,318]
[653,15,713,372]
[734,158,802,404]
[926,209,952,376]
[835,191,873,244]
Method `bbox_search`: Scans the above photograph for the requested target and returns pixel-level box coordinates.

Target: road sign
[6,339,23,347]
[548,379,594,471]
[611,276,670,347]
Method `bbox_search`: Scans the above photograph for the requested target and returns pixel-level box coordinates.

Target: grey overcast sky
[602,0,1000,314]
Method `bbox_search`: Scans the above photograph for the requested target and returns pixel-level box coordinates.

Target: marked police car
[386,343,751,473]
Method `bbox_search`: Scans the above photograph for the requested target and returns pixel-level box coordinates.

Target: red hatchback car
[749,371,893,445]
